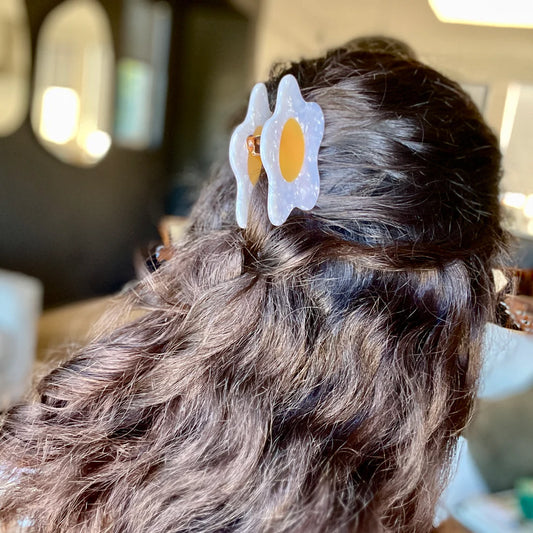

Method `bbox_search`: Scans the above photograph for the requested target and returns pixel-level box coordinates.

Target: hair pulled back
[0,42,507,532]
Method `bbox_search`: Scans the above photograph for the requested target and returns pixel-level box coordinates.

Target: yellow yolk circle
[247,125,263,185]
[279,118,305,182]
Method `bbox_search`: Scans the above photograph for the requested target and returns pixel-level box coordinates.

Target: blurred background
[0,0,533,307]
[0,0,532,309]
[0,2,533,530]
[0,0,253,308]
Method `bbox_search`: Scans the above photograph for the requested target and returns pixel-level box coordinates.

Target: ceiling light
[429,0,533,28]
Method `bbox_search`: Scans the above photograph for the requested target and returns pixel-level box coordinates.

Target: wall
[254,0,533,132]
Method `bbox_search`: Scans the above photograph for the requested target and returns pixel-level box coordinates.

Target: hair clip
[229,83,272,229]
[261,74,324,226]
[229,75,324,227]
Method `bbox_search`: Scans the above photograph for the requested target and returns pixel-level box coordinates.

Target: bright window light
[500,84,521,153]
[39,86,79,144]
[524,194,533,218]
[429,0,533,28]
[84,130,111,158]
[501,192,527,209]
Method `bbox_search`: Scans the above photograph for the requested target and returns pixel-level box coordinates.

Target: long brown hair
[0,42,507,532]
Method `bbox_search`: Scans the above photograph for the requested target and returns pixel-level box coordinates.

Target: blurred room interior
[0,0,533,531]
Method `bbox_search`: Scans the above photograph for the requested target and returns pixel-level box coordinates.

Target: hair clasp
[229,74,325,228]
[246,134,261,156]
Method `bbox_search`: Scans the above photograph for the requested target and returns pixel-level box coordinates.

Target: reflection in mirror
[500,84,533,238]
[0,0,30,136]
[31,0,114,167]
[114,0,172,150]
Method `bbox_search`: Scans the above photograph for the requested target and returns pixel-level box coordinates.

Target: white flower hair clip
[229,74,325,228]
[229,83,271,229]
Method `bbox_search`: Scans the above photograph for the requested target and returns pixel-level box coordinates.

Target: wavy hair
[0,42,507,532]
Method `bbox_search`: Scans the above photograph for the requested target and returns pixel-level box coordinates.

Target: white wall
[254,0,533,131]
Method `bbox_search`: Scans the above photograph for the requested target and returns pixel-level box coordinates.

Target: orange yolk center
[279,118,305,182]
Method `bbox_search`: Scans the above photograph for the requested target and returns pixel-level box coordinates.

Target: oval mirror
[0,0,31,136]
[31,0,114,167]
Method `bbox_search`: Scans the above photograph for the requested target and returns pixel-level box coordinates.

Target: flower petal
[229,83,271,228]
[261,75,324,226]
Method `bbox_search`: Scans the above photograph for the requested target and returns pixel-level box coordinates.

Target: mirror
[0,0,30,136]
[114,0,172,149]
[31,0,114,167]
[500,84,533,237]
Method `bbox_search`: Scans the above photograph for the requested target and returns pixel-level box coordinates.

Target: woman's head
[195,43,503,262]
[0,40,507,532]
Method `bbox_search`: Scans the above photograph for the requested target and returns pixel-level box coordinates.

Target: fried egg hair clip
[229,74,324,228]
[261,74,325,226]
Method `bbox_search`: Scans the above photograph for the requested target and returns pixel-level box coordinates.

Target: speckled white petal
[229,83,271,228]
[261,74,324,226]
